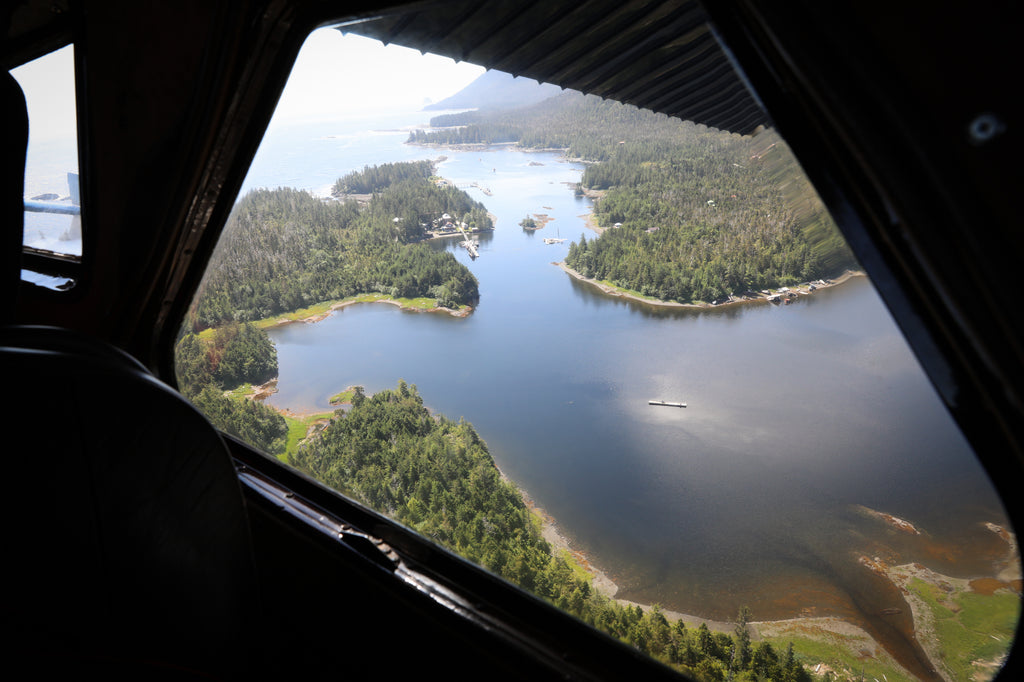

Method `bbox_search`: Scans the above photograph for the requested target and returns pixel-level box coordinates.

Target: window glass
[178,26,1019,682]
[12,44,82,258]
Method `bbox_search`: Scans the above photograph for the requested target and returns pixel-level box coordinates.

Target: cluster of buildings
[429,212,467,235]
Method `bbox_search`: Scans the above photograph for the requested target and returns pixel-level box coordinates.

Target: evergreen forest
[412,92,856,303]
[191,163,488,329]
[177,161,494,459]
[175,322,289,455]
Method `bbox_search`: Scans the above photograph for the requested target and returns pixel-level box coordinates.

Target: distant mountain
[425,70,564,112]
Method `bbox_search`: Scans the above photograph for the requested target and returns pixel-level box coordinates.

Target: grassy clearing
[526,507,595,585]
[557,548,595,584]
[281,411,335,463]
[254,300,339,328]
[756,572,1021,682]
[528,507,547,536]
[329,386,361,405]
[250,293,469,330]
[908,577,1019,681]
[594,278,667,303]
[224,383,254,399]
[757,620,916,682]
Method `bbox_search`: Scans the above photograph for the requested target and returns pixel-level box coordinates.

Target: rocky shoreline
[527,493,1020,681]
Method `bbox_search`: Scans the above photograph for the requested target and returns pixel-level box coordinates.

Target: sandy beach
[577,210,602,234]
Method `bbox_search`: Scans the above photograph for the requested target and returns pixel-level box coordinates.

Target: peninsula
[191,162,485,330]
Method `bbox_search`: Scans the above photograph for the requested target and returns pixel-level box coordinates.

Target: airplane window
[178,27,1020,682]
[12,44,82,260]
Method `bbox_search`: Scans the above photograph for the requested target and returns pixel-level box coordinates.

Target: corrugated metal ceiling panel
[342,0,770,135]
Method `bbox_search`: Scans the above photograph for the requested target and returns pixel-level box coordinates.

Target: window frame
[13,38,88,293]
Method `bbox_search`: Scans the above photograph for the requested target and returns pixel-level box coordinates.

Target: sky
[270,28,485,124]
[11,43,78,142]
[10,29,486,139]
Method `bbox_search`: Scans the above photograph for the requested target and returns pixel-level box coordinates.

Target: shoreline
[520,488,747,635]
[522,212,555,230]
[264,295,472,329]
[524,492,910,642]
[528,494,1020,680]
[556,260,865,310]
[537,504,741,633]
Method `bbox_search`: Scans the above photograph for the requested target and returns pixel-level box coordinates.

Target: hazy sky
[10,29,486,139]
[270,28,485,124]
[11,43,77,142]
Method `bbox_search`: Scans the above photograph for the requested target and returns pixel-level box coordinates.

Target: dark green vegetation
[179,161,493,456]
[289,381,811,681]
[191,162,488,328]
[175,323,288,455]
[330,159,434,195]
[411,92,855,303]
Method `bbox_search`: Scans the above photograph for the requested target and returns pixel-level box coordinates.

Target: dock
[649,400,686,408]
[457,225,479,258]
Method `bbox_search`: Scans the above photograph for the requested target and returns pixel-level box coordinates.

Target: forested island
[411,92,856,304]
[190,161,487,329]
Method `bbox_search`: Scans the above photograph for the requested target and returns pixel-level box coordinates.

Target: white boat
[544,225,566,244]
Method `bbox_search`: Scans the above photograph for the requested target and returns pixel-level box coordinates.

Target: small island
[520,213,555,231]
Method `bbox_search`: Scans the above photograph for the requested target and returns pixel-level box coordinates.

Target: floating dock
[458,225,480,258]
[649,400,686,407]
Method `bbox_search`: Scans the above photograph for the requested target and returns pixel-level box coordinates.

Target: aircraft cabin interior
[2,0,1020,680]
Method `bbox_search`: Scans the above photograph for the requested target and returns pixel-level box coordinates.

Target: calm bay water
[244,113,1011,674]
